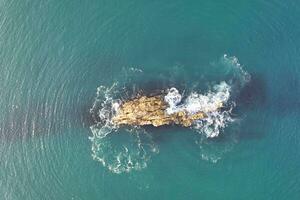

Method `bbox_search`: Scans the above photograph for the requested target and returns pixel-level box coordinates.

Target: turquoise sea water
[1,0,300,199]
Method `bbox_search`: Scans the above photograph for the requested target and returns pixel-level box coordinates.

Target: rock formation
[112,95,222,127]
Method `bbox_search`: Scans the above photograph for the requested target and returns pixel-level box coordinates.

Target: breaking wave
[89,55,250,173]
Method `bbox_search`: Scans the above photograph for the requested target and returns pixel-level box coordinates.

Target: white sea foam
[89,54,250,172]
[90,127,158,174]
[164,81,232,138]
[89,84,158,174]
[90,84,119,138]
[164,87,183,114]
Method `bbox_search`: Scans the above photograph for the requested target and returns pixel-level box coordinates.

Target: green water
[0,0,300,199]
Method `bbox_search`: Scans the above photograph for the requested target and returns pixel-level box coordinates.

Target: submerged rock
[112,94,222,127]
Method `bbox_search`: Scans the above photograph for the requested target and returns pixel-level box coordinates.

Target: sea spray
[163,81,233,138]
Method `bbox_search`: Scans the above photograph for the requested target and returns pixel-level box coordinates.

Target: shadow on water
[236,73,267,111]
[234,71,300,115]
[143,125,189,144]
[234,73,268,140]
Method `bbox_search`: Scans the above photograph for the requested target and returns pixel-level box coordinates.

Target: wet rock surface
[112,95,213,127]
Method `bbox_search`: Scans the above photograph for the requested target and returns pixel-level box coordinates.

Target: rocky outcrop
[112,95,221,127]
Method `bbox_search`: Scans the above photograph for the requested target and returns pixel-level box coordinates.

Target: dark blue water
[0,0,299,199]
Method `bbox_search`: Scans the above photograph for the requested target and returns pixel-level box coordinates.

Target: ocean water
[0,0,300,199]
